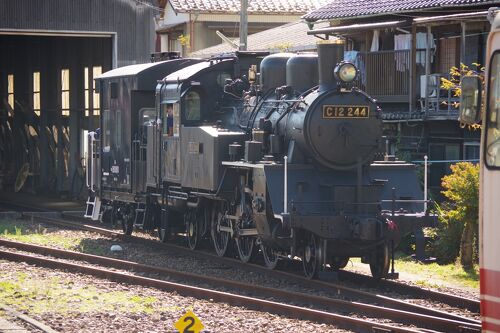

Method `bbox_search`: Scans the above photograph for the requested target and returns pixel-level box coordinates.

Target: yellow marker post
[174,310,204,333]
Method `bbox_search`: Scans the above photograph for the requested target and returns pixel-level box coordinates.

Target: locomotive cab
[87,57,201,231]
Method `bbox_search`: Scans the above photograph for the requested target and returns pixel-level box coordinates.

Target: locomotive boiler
[220,41,394,278]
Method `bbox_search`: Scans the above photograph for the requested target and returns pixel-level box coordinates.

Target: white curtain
[370,30,379,52]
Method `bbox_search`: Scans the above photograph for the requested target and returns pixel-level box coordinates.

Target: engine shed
[0,0,157,199]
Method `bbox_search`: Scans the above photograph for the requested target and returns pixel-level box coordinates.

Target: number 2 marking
[183,316,195,333]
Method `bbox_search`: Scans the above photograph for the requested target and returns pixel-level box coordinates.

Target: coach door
[161,102,181,183]
[134,108,155,193]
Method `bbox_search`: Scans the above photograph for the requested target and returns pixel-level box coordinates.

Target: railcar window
[162,103,174,136]
[140,108,156,143]
[102,110,111,150]
[486,52,500,167]
[184,91,201,121]
[116,110,122,149]
[173,103,180,136]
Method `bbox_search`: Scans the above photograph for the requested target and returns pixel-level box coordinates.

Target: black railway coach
[86,44,434,279]
[85,57,201,226]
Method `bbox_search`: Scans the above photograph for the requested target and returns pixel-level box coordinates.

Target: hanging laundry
[394,34,411,71]
[371,30,380,52]
[393,32,435,71]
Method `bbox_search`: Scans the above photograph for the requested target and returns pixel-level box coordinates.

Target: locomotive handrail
[86,134,90,189]
[381,199,432,203]
[246,88,274,130]
[153,121,158,183]
[87,131,96,193]
[262,99,306,103]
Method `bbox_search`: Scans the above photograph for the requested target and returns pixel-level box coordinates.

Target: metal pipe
[284,155,288,214]
[89,132,95,192]
[239,0,248,51]
[424,155,428,212]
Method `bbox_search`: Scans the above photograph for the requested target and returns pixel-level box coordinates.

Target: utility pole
[239,0,248,51]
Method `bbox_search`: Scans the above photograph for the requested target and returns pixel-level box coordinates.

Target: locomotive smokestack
[317,40,345,92]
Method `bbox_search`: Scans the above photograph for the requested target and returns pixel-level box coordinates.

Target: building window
[438,37,459,74]
[429,143,460,187]
[33,72,41,116]
[7,74,14,110]
[84,66,102,117]
[464,142,480,161]
[61,69,70,116]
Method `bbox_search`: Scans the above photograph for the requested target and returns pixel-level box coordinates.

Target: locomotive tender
[86,41,431,278]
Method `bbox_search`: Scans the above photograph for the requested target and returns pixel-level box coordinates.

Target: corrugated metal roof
[168,0,329,14]
[190,21,331,57]
[303,0,500,21]
[96,61,170,79]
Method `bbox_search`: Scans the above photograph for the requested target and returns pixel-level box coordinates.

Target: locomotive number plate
[323,105,370,118]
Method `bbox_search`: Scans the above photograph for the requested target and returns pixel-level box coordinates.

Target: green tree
[441,63,485,130]
[440,162,479,270]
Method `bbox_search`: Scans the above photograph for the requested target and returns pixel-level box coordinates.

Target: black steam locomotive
[86,42,431,278]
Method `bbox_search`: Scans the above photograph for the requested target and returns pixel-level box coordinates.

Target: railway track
[26,212,480,313]
[0,238,481,332]
[0,304,58,333]
[0,213,479,332]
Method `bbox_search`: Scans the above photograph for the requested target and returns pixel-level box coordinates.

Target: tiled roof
[303,0,500,21]
[189,21,331,57]
[168,0,329,14]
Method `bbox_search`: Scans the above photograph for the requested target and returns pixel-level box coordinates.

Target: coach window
[162,103,174,136]
[486,51,500,167]
[184,90,201,121]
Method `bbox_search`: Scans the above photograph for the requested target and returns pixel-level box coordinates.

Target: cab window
[184,90,201,121]
[486,52,500,167]
[162,103,174,136]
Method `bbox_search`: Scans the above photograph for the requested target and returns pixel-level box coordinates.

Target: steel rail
[0,238,481,332]
[0,305,59,333]
[57,213,481,311]
[22,213,480,321]
[338,270,479,313]
[0,248,423,333]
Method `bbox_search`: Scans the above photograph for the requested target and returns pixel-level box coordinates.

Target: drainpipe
[461,22,467,65]
[239,0,248,51]
[424,25,431,114]
[189,12,199,53]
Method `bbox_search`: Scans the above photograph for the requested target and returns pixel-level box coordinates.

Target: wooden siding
[356,50,410,103]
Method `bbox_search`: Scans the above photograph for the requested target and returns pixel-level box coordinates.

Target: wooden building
[304,0,497,192]
[0,0,158,195]
[156,0,329,55]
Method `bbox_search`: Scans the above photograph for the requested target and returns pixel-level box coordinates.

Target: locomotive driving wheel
[235,192,257,263]
[261,244,279,270]
[211,201,231,257]
[369,243,390,279]
[121,205,135,236]
[236,236,256,263]
[185,208,199,250]
[302,232,319,279]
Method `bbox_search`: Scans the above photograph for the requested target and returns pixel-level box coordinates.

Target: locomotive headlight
[334,62,358,83]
